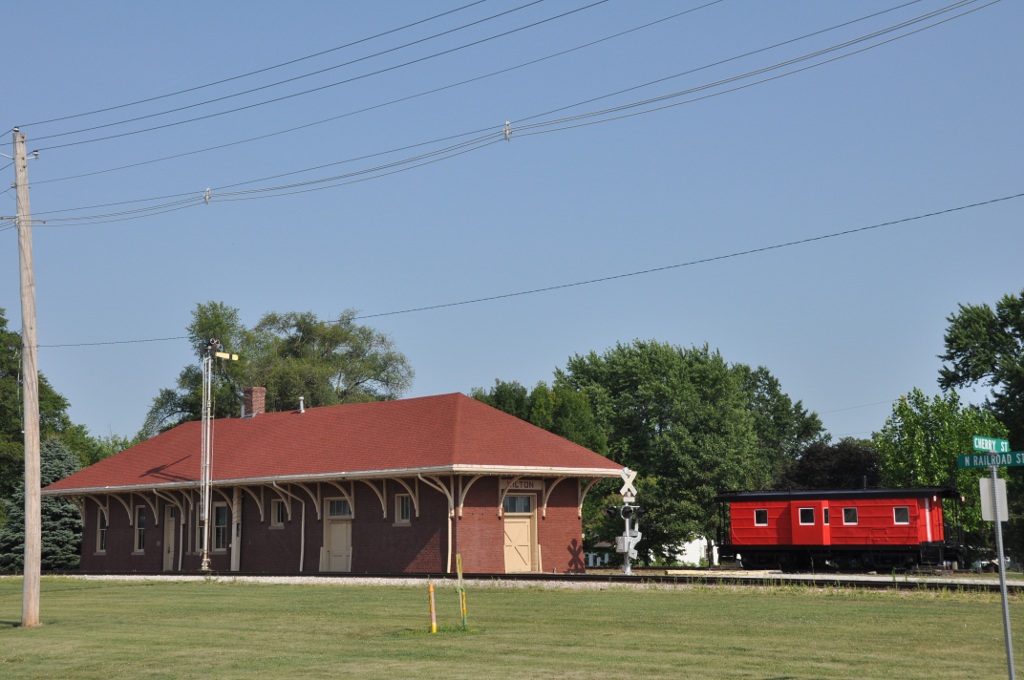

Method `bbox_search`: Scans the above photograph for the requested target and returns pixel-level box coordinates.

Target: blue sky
[1,0,1021,443]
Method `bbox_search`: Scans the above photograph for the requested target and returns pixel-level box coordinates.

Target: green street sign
[973,435,1010,453]
[958,452,1024,469]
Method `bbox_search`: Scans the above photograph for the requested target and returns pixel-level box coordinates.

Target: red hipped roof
[44,393,622,494]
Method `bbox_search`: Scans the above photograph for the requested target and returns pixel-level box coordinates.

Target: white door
[163,506,176,572]
[326,520,352,572]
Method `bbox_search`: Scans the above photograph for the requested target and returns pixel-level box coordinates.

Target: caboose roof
[43,392,622,496]
[714,487,950,503]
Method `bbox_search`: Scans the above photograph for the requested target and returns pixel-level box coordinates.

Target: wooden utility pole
[14,128,41,628]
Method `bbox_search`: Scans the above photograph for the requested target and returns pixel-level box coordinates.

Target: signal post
[609,468,643,575]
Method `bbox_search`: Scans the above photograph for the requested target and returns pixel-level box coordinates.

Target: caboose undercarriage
[724,541,955,572]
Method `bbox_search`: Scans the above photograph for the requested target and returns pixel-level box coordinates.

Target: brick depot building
[43,392,622,575]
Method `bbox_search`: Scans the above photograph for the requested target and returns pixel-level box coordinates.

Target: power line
[513,0,990,136]
[33,191,1023,347]
[30,0,988,224]
[351,192,1024,320]
[13,0,493,129]
[179,0,998,205]
[514,0,931,126]
[32,3,721,187]
[820,400,899,415]
[27,0,609,151]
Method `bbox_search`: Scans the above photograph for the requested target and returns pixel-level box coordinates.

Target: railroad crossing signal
[619,467,637,503]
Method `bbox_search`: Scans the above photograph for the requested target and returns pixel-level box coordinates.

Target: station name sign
[499,479,544,492]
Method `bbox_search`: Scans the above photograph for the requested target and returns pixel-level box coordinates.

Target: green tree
[0,308,91,503]
[248,310,413,412]
[559,341,764,561]
[734,364,826,485]
[477,342,819,563]
[939,290,1024,443]
[939,291,1024,556]
[142,303,414,436]
[778,438,880,490]
[141,302,248,436]
[472,379,608,454]
[472,380,531,422]
[0,438,83,571]
[873,388,1006,544]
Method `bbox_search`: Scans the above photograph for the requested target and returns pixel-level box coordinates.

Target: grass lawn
[1,576,1022,679]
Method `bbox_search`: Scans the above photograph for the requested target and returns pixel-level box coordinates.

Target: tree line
[1,289,1022,569]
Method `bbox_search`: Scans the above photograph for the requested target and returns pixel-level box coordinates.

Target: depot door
[162,506,176,572]
[503,494,536,573]
[324,498,353,572]
[326,521,352,572]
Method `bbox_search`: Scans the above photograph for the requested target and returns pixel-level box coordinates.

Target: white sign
[500,479,543,492]
[619,468,637,498]
[981,477,1009,522]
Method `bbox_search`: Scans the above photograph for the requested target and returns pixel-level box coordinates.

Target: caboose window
[799,508,814,525]
[843,507,858,525]
[894,506,910,524]
[754,509,768,526]
[823,508,830,525]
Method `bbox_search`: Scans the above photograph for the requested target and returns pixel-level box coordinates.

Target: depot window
[328,499,352,518]
[395,494,411,525]
[96,509,107,554]
[213,502,229,552]
[503,495,533,514]
[799,508,815,525]
[843,507,858,525]
[270,499,287,528]
[894,506,910,525]
[754,509,768,526]
[133,506,146,553]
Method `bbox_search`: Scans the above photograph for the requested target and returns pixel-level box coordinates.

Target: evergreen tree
[0,439,82,571]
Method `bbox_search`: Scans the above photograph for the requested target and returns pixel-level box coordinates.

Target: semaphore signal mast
[199,338,238,572]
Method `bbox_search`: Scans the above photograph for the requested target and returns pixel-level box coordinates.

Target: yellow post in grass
[456,554,468,629]
[428,583,438,633]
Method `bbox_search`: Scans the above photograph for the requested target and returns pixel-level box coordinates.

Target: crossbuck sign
[619,467,637,503]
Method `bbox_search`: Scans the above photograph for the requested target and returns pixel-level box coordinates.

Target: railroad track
[30,568,1024,594]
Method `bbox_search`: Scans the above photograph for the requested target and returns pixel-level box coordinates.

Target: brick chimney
[242,387,266,418]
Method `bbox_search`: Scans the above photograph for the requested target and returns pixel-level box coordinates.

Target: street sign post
[966,435,1015,680]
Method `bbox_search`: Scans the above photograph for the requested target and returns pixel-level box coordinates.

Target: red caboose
[715,488,959,571]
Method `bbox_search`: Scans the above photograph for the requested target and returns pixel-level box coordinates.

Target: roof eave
[41,463,622,497]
